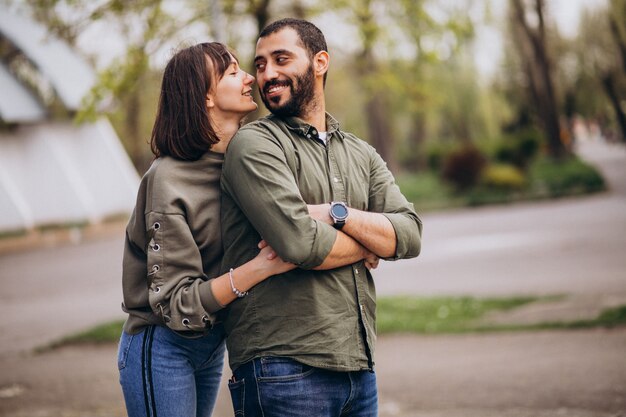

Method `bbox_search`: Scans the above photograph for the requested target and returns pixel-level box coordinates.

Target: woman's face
[208,55,257,119]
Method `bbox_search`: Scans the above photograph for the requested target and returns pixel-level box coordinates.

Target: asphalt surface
[0,139,625,417]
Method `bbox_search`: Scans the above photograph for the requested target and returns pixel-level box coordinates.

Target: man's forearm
[307,203,397,259]
[342,209,396,258]
[314,231,369,270]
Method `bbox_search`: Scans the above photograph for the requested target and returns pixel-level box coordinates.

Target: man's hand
[307,203,332,225]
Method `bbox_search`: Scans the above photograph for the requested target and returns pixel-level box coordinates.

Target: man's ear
[314,51,329,78]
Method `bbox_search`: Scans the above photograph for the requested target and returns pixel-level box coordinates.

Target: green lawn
[39,296,626,352]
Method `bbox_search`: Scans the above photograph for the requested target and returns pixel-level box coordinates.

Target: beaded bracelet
[229,268,248,298]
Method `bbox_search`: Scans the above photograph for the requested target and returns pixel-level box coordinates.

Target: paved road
[0,140,625,417]
[1,140,624,355]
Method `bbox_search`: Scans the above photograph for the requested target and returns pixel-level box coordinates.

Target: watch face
[331,203,348,219]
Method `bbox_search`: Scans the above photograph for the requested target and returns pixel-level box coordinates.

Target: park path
[0,139,625,417]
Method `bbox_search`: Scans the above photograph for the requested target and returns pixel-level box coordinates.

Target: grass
[377,296,540,334]
[37,319,125,352]
[39,297,626,352]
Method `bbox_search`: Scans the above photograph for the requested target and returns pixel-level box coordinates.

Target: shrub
[425,141,457,172]
[529,156,605,196]
[481,163,526,190]
[441,145,487,191]
[494,129,543,170]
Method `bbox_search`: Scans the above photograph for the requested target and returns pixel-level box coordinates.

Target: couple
[118,18,422,417]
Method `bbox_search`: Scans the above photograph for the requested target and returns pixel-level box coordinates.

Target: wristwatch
[329,201,349,229]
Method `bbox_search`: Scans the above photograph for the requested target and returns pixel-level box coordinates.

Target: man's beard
[260,64,316,118]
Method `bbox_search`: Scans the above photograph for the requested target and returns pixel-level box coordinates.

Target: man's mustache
[263,79,292,95]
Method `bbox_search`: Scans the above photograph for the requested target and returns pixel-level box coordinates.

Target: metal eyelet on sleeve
[152,243,160,252]
[152,265,160,272]
[182,318,190,327]
[153,286,161,293]
[153,222,160,230]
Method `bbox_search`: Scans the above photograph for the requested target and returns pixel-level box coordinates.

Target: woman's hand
[256,240,296,275]
[364,252,379,270]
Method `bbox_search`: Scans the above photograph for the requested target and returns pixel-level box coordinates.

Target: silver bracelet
[229,268,248,298]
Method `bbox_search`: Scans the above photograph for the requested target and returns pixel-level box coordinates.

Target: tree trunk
[602,71,626,143]
[365,92,398,173]
[245,0,272,123]
[405,115,427,171]
[510,0,567,158]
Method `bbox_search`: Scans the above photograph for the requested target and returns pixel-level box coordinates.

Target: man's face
[254,27,316,117]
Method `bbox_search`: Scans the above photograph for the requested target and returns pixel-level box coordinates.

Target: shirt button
[333,177,339,183]
[355,268,359,275]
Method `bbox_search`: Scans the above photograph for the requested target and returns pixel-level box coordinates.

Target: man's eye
[256,63,265,70]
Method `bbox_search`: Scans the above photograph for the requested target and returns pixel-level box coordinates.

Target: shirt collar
[269,113,342,141]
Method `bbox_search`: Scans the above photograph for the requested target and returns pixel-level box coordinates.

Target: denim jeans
[228,357,378,417]
[118,324,226,417]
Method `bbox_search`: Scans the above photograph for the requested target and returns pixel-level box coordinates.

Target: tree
[18,0,213,171]
[509,0,567,158]
[571,3,626,143]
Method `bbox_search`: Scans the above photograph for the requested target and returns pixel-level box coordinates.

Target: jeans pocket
[258,357,315,382]
[117,331,135,371]
[228,378,245,416]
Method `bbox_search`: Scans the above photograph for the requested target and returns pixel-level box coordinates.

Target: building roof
[0,61,46,122]
[0,5,95,114]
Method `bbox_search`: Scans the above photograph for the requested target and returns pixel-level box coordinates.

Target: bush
[481,163,526,190]
[494,129,543,170]
[441,146,487,191]
[529,156,605,197]
[424,141,457,172]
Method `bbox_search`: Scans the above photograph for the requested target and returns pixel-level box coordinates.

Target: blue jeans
[228,357,378,417]
[118,324,226,417]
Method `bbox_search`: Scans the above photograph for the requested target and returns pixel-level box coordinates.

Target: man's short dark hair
[259,18,328,85]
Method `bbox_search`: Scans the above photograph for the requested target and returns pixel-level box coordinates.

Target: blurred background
[1,1,625,417]
[2,0,625,230]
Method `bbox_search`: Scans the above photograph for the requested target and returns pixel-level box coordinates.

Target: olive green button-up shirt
[220,113,422,372]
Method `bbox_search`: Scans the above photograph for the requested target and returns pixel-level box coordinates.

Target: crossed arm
[308,204,396,268]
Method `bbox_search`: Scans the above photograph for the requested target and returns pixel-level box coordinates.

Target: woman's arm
[210,242,295,308]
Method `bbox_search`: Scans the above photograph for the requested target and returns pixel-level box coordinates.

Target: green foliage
[480,163,526,190]
[441,145,487,191]
[396,171,463,212]
[398,144,606,210]
[493,129,543,170]
[529,156,606,197]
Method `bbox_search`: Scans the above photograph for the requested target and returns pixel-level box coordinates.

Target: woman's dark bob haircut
[150,42,233,161]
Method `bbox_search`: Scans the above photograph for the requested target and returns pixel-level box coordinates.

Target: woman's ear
[206,94,215,109]
[314,51,329,78]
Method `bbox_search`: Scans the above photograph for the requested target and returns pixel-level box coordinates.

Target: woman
[118,42,293,417]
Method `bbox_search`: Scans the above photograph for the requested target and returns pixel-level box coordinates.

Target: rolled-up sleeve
[222,129,337,269]
[368,146,423,260]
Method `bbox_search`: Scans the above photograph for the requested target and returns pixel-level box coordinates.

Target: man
[220,18,422,417]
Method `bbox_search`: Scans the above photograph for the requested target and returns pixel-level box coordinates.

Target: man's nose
[263,62,279,81]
